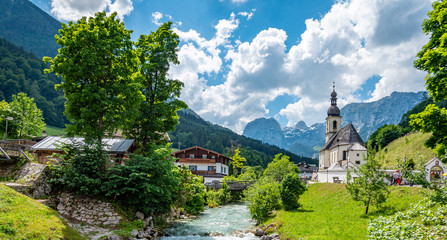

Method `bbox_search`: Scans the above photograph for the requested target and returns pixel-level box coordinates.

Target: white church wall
[349,150,367,165]
[317,170,359,183]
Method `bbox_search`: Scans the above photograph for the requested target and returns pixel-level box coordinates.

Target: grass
[268,183,428,240]
[376,131,436,169]
[42,125,67,136]
[0,184,84,240]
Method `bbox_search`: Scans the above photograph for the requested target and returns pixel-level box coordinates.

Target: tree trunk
[365,197,371,214]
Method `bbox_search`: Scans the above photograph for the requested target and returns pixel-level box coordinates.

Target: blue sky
[30,0,432,133]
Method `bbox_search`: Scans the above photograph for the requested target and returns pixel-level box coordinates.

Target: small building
[171,146,231,183]
[296,162,318,180]
[425,157,446,183]
[32,136,136,164]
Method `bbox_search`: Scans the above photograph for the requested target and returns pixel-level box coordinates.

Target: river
[160,203,259,240]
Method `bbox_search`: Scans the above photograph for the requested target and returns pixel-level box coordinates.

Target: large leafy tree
[9,92,45,138]
[124,22,187,152]
[412,1,447,161]
[44,11,143,143]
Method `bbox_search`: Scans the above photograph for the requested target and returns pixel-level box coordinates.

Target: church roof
[320,123,365,151]
[348,142,367,151]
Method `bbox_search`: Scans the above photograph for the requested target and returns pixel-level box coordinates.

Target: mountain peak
[294,120,308,129]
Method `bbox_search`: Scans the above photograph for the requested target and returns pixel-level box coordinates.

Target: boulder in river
[255,228,265,236]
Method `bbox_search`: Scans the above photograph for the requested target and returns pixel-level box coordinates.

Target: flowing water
[160,203,259,240]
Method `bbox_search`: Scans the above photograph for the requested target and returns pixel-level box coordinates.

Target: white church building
[318,85,367,183]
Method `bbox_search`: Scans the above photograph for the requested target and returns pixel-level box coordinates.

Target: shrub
[280,173,307,210]
[104,148,180,216]
[205,182,231,208]
[47,141,106,195]
[244,177,281,222]
[173,166,205,214]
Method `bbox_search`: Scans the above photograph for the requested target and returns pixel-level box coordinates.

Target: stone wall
[57,192,122,227]
[4,162,51,198]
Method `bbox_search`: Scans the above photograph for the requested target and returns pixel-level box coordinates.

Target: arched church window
[333,120,337,130]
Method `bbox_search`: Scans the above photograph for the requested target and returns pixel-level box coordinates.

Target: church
[317,85,367,183]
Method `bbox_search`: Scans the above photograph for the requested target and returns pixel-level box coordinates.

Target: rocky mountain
[242,91,426,158]
[0,0,61,58]
[341,91,426,140]
[243,118,284,147]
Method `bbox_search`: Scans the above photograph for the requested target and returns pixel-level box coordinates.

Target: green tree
[238,166,257,181]
[124,22,187,153]
[47,141,106,195]
[346,155,390,214]
[410,104,447,160]
[367,124,403,151]
[412,1,447,162]
[9,92,45,138]
[232,147,247,175]
[280,173,307,211]
[244,177,281,223]
[263,153,299,181]
[173,166,205,214]
[44,11,143,143]
[104,148,180,216]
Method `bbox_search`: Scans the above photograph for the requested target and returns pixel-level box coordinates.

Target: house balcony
[177,158,216,164]
[191,169,217,175]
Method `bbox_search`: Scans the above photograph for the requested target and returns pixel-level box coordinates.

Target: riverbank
[266,183,428,239]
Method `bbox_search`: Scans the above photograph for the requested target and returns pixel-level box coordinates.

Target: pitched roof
[32,136,135,154]
[320,123,365,151]
[172,146,232,160]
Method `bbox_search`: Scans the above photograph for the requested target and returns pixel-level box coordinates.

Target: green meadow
[268,183,428,240]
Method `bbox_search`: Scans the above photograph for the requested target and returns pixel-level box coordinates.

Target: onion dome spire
[327,81,340,116]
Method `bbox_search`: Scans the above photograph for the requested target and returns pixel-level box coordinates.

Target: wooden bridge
[205,180,254,191]
[0,141,33,163]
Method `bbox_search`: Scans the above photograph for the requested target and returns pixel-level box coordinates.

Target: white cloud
[171,0,432,133]
[238,9,255,20]
[152,12,163,26]
[232,0,248,3]
[152,12,183,27]
[50,0,134,21]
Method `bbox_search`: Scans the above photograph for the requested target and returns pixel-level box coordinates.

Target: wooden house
[171,146,232,183]
[32,136,136,164]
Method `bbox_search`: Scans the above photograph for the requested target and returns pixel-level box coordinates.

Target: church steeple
[325,82,342,142]
[327,82,340,116]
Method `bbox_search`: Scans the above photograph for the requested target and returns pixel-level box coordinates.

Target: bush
[173,166,205,214]
[205,182,231,208]
[244,177,281,222]
[104,148,180,216]
[47,141,106,195]
[280,173,307,210]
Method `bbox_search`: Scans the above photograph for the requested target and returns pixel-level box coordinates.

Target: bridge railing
[0,141,33,162]
[205,180,255,191]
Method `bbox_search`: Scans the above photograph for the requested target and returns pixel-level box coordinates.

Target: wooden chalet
[32,136,136,164]
[171,146,232,183]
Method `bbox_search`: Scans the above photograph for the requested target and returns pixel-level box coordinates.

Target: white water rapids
[160,203,260,240]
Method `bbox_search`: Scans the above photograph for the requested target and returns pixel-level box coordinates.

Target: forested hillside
[0,0,60,58]
[0,38,66,127]
[170,109,317,167]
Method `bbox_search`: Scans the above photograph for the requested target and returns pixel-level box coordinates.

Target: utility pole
[3,117,13,141]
